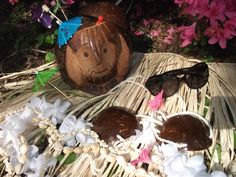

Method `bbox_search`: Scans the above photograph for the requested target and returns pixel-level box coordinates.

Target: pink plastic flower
[148,90,164,111]
[205,0,225,25]
[204,22,233,49]
[178,23,197,47]
[131,146,152,166]
[8,0,18,5]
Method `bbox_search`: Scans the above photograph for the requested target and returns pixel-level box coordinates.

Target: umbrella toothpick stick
[42,4,62,24]
[60,8,68,20]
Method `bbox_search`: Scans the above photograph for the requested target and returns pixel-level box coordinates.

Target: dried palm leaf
[0,52,235,176]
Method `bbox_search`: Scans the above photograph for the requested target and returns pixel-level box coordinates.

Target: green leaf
[36,34,45,47]
[53,0,61,13]
[204,55,215,62]
[45,52,56,63]
[183,47,191,54]
[44,34,55,45]
[33,67,59,92]
[54,29,58,35]
[57,152,77,165]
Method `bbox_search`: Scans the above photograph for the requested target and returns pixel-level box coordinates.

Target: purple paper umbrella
[32,7,52,29]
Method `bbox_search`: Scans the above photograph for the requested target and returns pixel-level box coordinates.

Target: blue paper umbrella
[58,16,82,47]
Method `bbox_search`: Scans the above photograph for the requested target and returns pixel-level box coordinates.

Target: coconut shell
[92,107,138,143]
[56,2,132,95]
[159,114,212,151]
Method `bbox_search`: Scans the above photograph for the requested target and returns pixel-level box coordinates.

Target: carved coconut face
[63,22,131,95]
[67,32,116,84]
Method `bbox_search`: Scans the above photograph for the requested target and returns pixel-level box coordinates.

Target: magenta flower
[8,0,18,5]
[167,27,176,35]
[204,22,233,49]
[174,0,194,7]
[163,27,176,45]
[183,0,209,18]
[223,19,236,37]
[206,0,225,25]
[61,0,75,5]
[143,19,150,27]
[150,30,160,37]
[134,30,144,36]
[131,146,152,166]
[225,0,236,18]
[148,90,164,111]
[178,23,197,47]
[163,36,174,45]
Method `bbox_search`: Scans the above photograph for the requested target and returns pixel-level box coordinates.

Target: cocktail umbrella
[57,16,82,47]
[42,5,82,47]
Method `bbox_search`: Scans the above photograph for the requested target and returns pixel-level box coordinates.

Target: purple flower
[32,7,52,29]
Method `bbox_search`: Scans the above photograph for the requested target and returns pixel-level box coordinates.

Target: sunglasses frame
[145,62,209,97]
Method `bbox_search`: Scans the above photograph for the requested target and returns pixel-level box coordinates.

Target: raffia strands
[69,53,236,169]
[0,52,235,176]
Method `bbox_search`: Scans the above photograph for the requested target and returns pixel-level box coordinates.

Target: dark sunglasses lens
[159,114,212,151]
[185,62,209,89]
[145,75,179,97]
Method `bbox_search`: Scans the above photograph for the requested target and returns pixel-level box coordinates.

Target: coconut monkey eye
[103,48,107,54]
[84,52,89,57]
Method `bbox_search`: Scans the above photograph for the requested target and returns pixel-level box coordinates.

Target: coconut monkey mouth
[87,66,116,84]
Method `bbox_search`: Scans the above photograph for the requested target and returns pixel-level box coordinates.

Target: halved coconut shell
[92,107,139,143]
[159,112,212,151]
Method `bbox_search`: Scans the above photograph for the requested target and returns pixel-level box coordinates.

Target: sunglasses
[145,62,209,97]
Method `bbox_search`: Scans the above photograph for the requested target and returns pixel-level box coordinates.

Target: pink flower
[163,27,176,45]
[178,23,197,47]
[150,30,160,37]
[167,27,176,35]
[224,19,236,37]
[148,90,164,111]
[61,0,75,5]
[163,36,174,45]
[183,0,209,18]
[134,30,144,36]
[225,0,236,17]
[143,19,150,27]
[205,0,226,25]
[8,0,18,5]
[131,146,152,166]
[174,0,194,7]
[204,22,233,49]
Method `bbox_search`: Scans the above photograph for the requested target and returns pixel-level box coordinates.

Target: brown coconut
[56,2,132,95]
